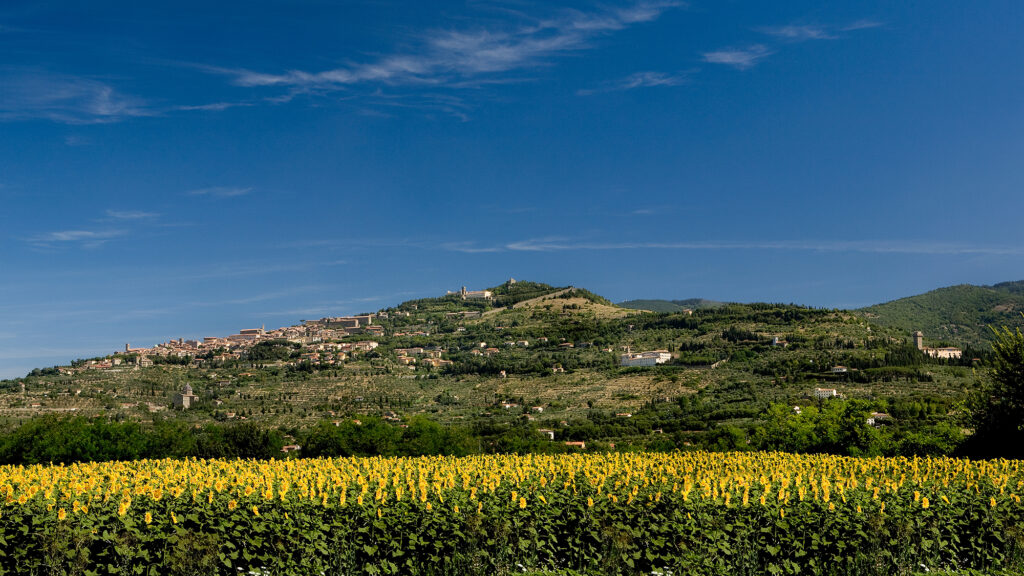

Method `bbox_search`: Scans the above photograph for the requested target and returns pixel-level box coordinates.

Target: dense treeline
[0,417,287,463]
[0,415,555,464]
[0,392,983,466]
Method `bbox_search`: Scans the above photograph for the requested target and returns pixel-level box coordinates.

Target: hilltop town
[80,314,384,374]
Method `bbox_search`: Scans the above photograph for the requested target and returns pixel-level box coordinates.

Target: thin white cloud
[27,228,126,249]
[0,71,151,124]
[187,186,253,198]
[63,135,92,147]
[841,20,885,32]
[174,101,254,112]
[439,241,503,254]
[702,45,774,70]
[215,2,683,94]
[106,209,159,220]
[26,207,163,248]
[760,25,835,41]
[578,70,689,95]
[706,19,882,71]
[258,291,418,318]
[0,71,257,124]
[760,20,885,40]
[175,260,348,281]
[442,238,1024,256]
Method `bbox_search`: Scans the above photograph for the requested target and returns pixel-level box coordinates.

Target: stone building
[174,384,199,409]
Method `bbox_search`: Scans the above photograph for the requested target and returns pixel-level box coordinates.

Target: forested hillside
[858,281,1024,348]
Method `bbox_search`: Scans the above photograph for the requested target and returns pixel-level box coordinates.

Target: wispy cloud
[841,20,885,32]
[0,71,151,124]
[702,45,774,70]
[26,207,163,248]
[173,101,254,112]
[578,70,690,95]
[175,260,347,282]
[0,70,259,124]
[439,241,503,254]
[211,2,683,102]
[258,291,418,318]
[441,237,1024,256]
[27,228,126,249]
[187,186,253,198]
[63,135,92,147]
[760,20,885,41]
[105,209,159,220]
[705,19,883,71]
[759,25,835,41]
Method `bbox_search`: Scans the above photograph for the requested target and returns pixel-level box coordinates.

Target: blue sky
[1,1,1022,378]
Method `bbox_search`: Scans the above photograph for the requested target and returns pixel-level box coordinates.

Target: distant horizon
[3,275,1020,380]
[3,1,1022,380]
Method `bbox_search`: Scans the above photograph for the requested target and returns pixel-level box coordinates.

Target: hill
[0,278,996,461]
[858,281,1024,348]
[617,298,726,313]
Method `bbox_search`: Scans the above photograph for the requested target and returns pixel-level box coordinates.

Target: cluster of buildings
[446,286,493,300]
[59,357,128,374]
[913,331,963,359]
[395,346,452,368]
[139,316,380,356]
[618,350,673,367]
[53,315,387,373]
[303,315,382,337]
[298,341,380,366]
[470,346,501,357]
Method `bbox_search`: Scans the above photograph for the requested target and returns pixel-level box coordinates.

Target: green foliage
[562,287,612,306]
[753,400,966,457]
[0,417,285,464]
[618,298,726,313]
[246,339,301,362]
[966,318,1024,458]
[490,281,562,307]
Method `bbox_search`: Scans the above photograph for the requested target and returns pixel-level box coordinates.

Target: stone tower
[913,331,924,350]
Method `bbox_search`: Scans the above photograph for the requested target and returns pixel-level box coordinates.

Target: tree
[967,319,1024,458]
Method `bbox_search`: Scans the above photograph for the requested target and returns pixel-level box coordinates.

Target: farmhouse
[619,350,672,367]
[814,388,838,400]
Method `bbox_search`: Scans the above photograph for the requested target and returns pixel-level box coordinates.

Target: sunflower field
[1,452,1022,575]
